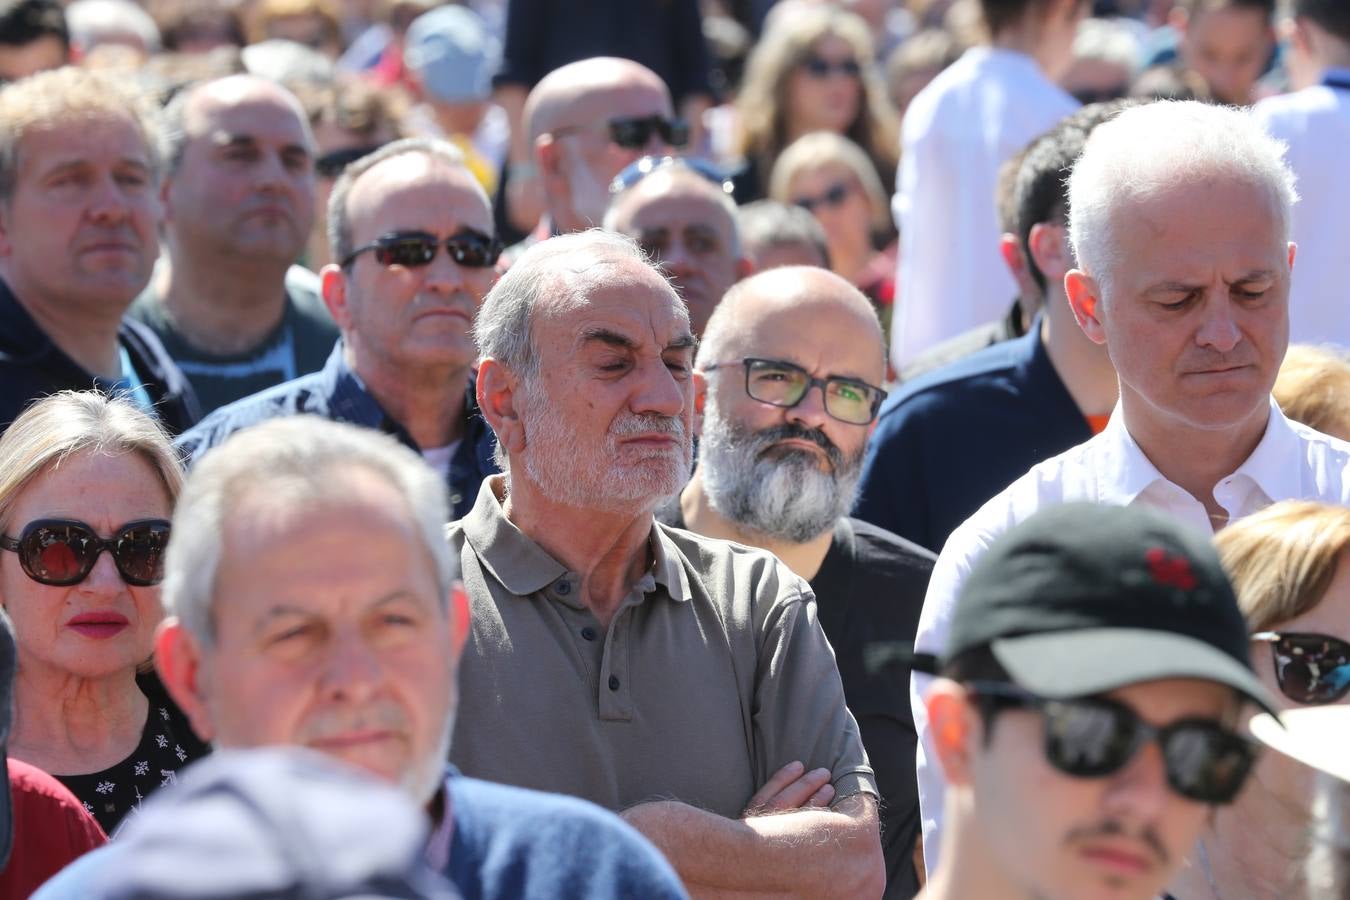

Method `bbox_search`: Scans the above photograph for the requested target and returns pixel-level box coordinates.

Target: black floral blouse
[56,672,210,835]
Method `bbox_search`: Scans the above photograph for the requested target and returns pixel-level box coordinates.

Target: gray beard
[699,410,862,544]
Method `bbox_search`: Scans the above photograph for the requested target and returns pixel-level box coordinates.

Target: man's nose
[1101,740,1171,824]
[785,381,833,432]
[1195,294,1242,353]
[319,631,385,704]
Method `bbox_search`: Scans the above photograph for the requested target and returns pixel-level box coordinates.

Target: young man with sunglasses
[130,75,338,416]
[661,266,935,898]
[892,0,1083,372]
[458,230,886,899]
[177,138,499,520]
[918,502,1277,900]
[604,155,752,336]
[503,57,684,264]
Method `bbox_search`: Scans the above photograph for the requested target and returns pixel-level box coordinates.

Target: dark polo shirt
[448,476,877,818]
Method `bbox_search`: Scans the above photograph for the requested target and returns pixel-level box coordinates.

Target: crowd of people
[0,0,1347,897]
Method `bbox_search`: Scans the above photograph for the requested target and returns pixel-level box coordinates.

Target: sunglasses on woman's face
[0,519,171,587]
[1251,632,1350,705]
[341,229,502,270]
[800,55,862,79]
[967,681,1258,805]
[792,181,851,213]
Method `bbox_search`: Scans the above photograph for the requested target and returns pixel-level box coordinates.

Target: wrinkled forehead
[534,258,690,347]
[348,154,492,235]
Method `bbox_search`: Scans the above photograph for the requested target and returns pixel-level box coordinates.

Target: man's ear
[735,255,755,281]
[536,134,565,195]
[476,357,524,459]
[1028,222,1071,285]
[1288,241,1297,272]
[998,233,1028,283]
[926,680,982,787]
[448,579,470,658]
[320,263,354,330]
[154,618,216,744]
[1064,269,1107,345]
[692,370,708,437]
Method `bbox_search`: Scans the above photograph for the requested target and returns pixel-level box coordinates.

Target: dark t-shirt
[656,507,934,898]
[130,266,339,416]
[55,673,209,836]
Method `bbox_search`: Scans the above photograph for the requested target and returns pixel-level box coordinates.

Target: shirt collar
[320,340,391,431]
[462,475,692,602]
[1226,398,1298,506]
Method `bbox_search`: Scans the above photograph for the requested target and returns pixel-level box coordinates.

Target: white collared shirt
[912,398,1350,871]
[1254,71,1350,349]
[890,46,1078,372]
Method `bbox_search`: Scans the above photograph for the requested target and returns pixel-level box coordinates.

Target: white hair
[66,0,161,53]
[1067,100,1299,298]
[472,229,686,470]
[163,417,454,646]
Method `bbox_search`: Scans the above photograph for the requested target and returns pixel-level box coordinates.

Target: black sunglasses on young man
[1251,632,1350,705]
[0,519,172,587]
[966,681,1258,805]
[551,115,690,151]
[701,357,888,426]
[341,229,502,270]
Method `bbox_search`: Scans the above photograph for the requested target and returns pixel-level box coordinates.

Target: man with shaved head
[664,266,935,897]
[131,74,337,414]
[503,57,683,262]
[604,156,752,336]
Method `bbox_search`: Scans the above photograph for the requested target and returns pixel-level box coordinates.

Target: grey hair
[602,161,743,259]
[326,137,476,267]
[0,67,166,203]
[473,229,683,469]
[736,199,830,268]
[1067,100,1299,299]
[162,417,454,646]
[66,0,161,54]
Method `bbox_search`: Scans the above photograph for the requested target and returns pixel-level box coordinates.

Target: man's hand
[741,761,834,817]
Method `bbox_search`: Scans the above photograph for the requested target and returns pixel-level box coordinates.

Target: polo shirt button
[608,675,620,691]
[555,580,572,595]
[581,626,597,641]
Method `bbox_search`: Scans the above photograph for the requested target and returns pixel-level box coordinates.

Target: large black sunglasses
[315,144,384,179]
[0,518,171,587]
[552,115,690,151]
[1252,631,1350,705]
[793,181,851,213]
[967,681,1257,805]
[701,357,887,426]
[341,229,501,270]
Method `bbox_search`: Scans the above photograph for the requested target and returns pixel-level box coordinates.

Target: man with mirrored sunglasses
[501,57,682,265]
[660,266,935,898]
[912,504,1279,895]
[177,138,499,520]
[913,502,1278,900]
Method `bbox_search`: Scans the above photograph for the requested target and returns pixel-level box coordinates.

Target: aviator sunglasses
[1251,632,1350,705]
[1,519,171,586]
[967,681,1258,805]
[341,229,502,270]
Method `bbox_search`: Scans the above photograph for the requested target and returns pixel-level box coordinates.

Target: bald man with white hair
[501,57,683,261]
[665,266,935,897]
[910,99,1350,873]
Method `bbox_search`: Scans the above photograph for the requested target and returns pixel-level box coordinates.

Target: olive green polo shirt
[447,476,877,819]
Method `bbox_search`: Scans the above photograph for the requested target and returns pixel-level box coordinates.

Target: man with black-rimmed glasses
[662,265,935,898]
[176,138,499,520]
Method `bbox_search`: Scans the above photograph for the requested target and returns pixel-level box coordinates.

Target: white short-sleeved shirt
[1254,71,1350,349]
[890,46,1078,372]
[912,398,1350,870]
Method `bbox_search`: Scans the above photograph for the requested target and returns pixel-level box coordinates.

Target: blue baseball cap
[404,5,498,104]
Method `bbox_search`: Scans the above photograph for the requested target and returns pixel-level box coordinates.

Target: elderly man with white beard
[661,266,937,898]
[450,231,887,900]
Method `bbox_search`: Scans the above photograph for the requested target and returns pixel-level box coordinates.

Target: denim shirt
[176,341,498,520]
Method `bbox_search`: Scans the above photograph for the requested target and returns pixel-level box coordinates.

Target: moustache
[610,412,688,441]
[750,423,844,468]
[1064,819,1170,867]
[300,703,411,744]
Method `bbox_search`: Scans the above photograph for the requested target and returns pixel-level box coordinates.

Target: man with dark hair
[0,67,199,435]
[735,200,830,271]
[915,502,1276,900]
[177,138,499,520]
[0,0,66,82]
[856,103,1121,554]
[130,74,337,415]
[891,0,1082,371]
[1255,0,1350,350]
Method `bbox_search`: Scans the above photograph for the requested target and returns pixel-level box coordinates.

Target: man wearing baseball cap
[914,502,1277,900]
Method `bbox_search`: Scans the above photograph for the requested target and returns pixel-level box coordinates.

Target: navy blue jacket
[177,341,498,520]
[854,323,1092,553]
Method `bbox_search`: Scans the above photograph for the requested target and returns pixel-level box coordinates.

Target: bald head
[697,267,884,375]
[165,74,315,172]
[525,57,672,141]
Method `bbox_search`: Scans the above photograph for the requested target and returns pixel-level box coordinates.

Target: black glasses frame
[341,229,502,270]
[966,680,1257,805]
[0,518,172,587]
[702,357,887,425]
[1251,631,1350,705]
[552,115,690,151]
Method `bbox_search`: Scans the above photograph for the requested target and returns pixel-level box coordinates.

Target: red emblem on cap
[1145,547,1197,591]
